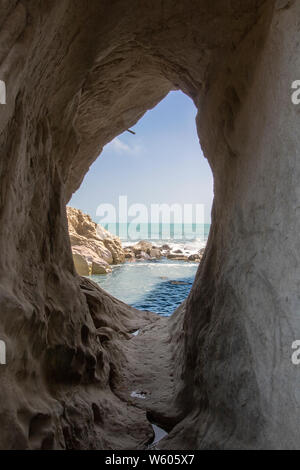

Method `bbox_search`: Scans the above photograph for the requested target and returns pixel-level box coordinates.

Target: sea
[90,223,210,317]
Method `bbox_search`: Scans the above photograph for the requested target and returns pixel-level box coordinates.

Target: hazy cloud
[109,137,142,156]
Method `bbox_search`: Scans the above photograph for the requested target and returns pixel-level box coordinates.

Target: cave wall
[1,0,299,449]
[179,0,300,449]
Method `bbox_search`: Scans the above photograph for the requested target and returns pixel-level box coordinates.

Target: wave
[123,238,207,255]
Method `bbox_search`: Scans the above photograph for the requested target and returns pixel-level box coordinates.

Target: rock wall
[67,206,125,275]
[174,1,300,449]
[0,0,299,450]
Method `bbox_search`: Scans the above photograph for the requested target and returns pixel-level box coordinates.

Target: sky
[70,90,214,223]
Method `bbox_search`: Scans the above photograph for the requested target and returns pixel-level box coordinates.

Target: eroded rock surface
[67,206,125,274]
[124,241,203,262]
[0,0,299,450]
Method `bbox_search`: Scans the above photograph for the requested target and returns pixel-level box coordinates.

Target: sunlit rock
[67,206,125,272]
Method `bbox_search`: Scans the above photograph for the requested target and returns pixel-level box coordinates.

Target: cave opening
[0,0,293,451]
[68,90,214,318]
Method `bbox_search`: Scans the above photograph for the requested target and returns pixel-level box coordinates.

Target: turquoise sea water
[91,260,198,316]
[91,223,210,316]
[101,223,211,244]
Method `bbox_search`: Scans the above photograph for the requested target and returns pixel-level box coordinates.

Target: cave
[0,0,299,450]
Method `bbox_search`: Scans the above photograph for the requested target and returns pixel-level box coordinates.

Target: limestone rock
[187,254,200,262]
[132,240,153,254]
[101,238,125,264]
[136,251,151,260]
[67,206,99,241]
[167,253,188,261]
[72,253,89,276]
[150,248,162,259]
[162,244,171,250]
[124,248,136,260]
[92,260,112,275]
[128,241,163,260]
[67,206,125,273]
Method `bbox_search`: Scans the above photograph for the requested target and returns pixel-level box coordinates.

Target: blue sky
[70,91,213,223]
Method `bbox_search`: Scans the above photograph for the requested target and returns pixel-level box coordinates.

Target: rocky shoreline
[67,207,204,276]
[67,206,125,275]
[124,240,204,263]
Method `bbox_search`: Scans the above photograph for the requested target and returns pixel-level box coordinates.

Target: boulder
[92,260,112,275]
[136,251,151,260]
[167,253,188,261]
[162,244,171,250]
[132,241,153,254]
[72,253,89,276]
[150,248,162,258]
[188,254,200,261]
[67,206,125,274]
[102,238,125,264]
[124,248,136,261]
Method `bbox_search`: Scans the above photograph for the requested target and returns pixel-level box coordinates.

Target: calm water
[90,223,210,316]
[90,259,199,316]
